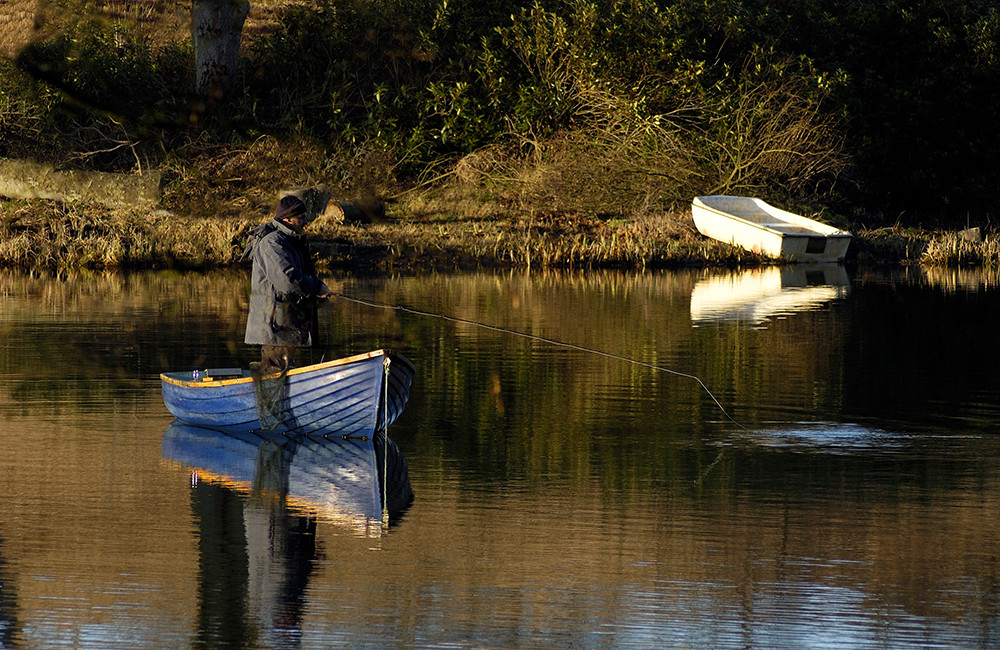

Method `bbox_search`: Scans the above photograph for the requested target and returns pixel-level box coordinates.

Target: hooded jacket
[244,219,323,346]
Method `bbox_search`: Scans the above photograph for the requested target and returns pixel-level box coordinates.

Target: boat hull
[692,195,852,262]
[160,349,414,436]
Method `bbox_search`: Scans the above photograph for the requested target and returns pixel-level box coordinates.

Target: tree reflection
[0,533,19,647]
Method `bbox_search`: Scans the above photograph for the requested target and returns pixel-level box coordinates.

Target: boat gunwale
[160,348,410,389]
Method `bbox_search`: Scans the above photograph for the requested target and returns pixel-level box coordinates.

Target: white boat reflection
[690,265,851,326]
[161,420,413,535]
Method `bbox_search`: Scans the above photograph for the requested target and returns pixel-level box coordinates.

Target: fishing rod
[332,292,749,432]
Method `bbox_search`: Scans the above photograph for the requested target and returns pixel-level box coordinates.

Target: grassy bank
[0,133,985,272]
[0,186,987,273]
[0,121,969,274]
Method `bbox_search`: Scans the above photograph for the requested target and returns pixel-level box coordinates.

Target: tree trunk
[191,0,250,99]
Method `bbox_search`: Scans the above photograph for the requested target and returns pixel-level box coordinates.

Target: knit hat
[275,195,308,221]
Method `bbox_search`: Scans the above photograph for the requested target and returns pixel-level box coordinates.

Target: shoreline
[0,198,992,273]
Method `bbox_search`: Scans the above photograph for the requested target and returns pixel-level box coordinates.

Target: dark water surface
[1,266,999,648]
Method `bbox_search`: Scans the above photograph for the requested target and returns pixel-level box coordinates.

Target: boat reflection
[161,421,414,533]
[162,421,414,647]
[690,265,851,326]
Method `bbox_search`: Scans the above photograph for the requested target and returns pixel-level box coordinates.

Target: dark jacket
[244,220,323,346]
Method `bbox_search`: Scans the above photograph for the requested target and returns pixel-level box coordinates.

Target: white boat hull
[692,195,852,262]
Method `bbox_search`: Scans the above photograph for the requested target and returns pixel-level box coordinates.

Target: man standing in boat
[244,194,331,373]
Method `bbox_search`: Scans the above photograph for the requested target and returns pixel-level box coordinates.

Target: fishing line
[332,292,749,432]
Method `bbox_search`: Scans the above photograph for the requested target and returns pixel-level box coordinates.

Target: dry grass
[849,227,928,266]
[0,190,768,272]
[922,231,1000,267]
[310,203,768,272]
[0,123,979,273]
[13,0,305,52]
[5,191,995,273]
[158,134,333,218]
[0,200,254,270]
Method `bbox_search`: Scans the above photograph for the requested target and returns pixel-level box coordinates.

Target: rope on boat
[333,292,748,432]
[381,356,391,525]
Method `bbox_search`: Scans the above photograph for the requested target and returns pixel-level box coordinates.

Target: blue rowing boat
[160,349,414,436]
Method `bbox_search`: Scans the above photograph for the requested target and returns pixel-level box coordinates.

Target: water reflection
[162,422,413,646]
[0,534,17,646]
[731,422,908,455]
[161,421,413,533]
[690,265,851,326]
[4,268,1000,647]
[922,265,1000,292]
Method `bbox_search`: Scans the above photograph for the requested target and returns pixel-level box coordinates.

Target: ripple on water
[731,422,910,455]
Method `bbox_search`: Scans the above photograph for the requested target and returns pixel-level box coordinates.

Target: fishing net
[250,361,290,429]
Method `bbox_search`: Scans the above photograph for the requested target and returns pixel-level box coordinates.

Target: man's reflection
[165,422,413,647]
[191,440,317,648]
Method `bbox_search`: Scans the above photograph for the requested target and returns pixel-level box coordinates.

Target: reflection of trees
[0,533,19,647]
[694,307,849,423]
[328,270,825,490]
[326,269,1000,499]
[843,277,1000,430]
[0,270,249,414]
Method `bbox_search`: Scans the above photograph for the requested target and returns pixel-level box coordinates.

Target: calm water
[2,265,1000,648]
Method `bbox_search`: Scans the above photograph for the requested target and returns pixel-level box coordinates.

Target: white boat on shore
[691,195,852,262]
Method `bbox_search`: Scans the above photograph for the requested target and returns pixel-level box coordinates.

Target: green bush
[9,8,193,171]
